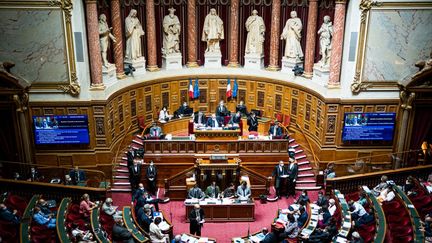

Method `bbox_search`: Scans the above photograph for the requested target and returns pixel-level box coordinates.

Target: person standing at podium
[188,184,205,199]
[189,204,205,236]
[236,181,251,200]
[269,121,283,137]
[206,114,222,128]
[272,160,288,199]
[205,181,220,198]
[215,100,229,118]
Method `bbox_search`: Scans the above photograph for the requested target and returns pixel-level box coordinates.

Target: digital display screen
[342,112,396,141]
[33,115,90,145]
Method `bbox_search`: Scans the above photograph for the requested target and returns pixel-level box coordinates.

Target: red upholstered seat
[382,200,401,210]
[390,226,413,237]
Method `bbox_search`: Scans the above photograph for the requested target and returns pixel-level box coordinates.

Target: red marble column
[85,0,104,88]
[146,0,159,71]
[228,0,240,67]
[329,0,347,86]
[187,0,198,67]
[110,0,125,79]
[303,0,319,78]
[267,0,281,71]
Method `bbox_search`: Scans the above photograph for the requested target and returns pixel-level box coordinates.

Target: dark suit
[177,105,192,116]
[132,188,146,202]
[297,211,308,228]
[247,116,258,132]
[229,114,242,125]
[69,169,86,185]
[194,113,207,125]
[188,187,205,199]
[287,163,298,196]
[206,118,222,128]
[272,165,288,197]
[189,208,205,236]
[236,105,248,116]
[112,223,134,243]
[316,196,329,207]
[128,164,141,191]
[268,125,283,137]
[135,195,160,212]
[146,165,157,195]
[261,232,278,243]
[0,207,20,224]
[215,105,229,117]
[136,207,152,232]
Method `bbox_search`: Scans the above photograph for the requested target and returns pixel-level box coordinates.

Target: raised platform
[185,199,255,222]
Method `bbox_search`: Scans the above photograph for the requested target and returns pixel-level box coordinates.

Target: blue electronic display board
[33,115,90,145]
[342,112,396,141]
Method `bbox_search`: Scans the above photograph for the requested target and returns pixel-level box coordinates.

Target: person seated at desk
[215,100,229,118]
[223,183,236,198]
[247,112,258,132]
[149,122,163,138]
[176,102,193,118]
[269,121,283,137]
[79,193,97,219]
[137,204,153,232]
[71,222,96,242]
[33,206,56,229]
[260,227,277,243]
[158,106,172,122]
[206,114,223,128]
[236,181,251,200]
[236,100,248,116]
[295,190,310,206]
[136,192,160,212]
[228,111,242,127]
[0,203,20,224]
[188,184,205,200]
[205,181,220,198]
[297,206,308,228]
[149,217,169,243]
[36,198,55,217]
[302,217,337,242]
[194,111,207,126]
[112,216,134,243]
[102,197,122,218]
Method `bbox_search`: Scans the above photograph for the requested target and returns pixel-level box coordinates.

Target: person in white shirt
[71,222,96,242]
[158,106,171,122]
[377,184,396,203]
[349,200,367,222]
[149,217,169,243]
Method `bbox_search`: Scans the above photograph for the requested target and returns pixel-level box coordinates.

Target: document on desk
[232,238,245,243]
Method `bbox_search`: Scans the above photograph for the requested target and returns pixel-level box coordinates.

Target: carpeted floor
[112,189,319,242]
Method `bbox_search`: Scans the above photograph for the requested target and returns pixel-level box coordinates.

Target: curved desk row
[363,186,386,243]
[20,194,40,243]
[332,190,352,243]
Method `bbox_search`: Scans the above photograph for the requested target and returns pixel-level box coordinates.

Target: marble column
[187,0,198,67]
[110,0,125,79]
[85,0,104,88]
[228,0,240,67]
[328,0,347,87]
[303,0,319,78]
[267,0,281,71]
[146,0,159,71]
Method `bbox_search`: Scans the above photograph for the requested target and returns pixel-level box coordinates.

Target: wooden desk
[194,129,241,140]
[160,117,190,134]
[185,199,255,222]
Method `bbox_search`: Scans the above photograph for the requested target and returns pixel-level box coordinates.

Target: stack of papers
[181,234,197,243]
[337,193,345,199]
[185,199,199,204]
[278,213,288,222]
[158,221,170,231]
[232,238,245,243]
[198,237,209,242]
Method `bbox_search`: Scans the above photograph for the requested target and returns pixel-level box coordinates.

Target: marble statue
[245,10,266,55]
[99,14,116,68]
[201,8,224,53]
[125,9,145,61]
[317,15,333,68]
[412,50,432,83]
[162,7,181,55]
[280,11,303,61]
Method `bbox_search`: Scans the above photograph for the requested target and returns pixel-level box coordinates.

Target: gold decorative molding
[13,93,29,112]
[58,72,81,96]
[351,71,370,93]
[359,0,382,24]
[399,90,415,110]
[49,0,72,23]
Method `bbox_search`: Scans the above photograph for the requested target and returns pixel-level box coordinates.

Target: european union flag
[233,78,238,98]
[194,78,200,99]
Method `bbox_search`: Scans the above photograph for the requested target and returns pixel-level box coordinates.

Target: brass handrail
[295,123,320,170]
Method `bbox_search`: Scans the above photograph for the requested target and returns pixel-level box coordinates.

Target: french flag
[188,78,194,99]
[226,78,232,99]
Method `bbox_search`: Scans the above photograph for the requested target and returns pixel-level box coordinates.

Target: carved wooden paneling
[238,89,246,102]
[118,104,124,123]
[145,95,152,111]
[95,117,105,136]
[162,92,169,107]
[130,99,137,117]
[275,94,282,111]
[291,98,298,115]
[305,103,311,121]
[257,91,265,108]
[199,89,207,104]
[326,114,337,134]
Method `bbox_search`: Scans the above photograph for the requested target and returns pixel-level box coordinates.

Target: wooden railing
[240,165,271,197]
[326,165,432,195]
[0,178,107,202]
[295,123,320,170]
[164,166,196,199]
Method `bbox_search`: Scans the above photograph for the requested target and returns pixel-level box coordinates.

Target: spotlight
[124,64,136,76]
[292,65,304,76]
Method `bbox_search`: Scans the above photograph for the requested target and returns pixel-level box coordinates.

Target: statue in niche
[245,10,266,56]
[162,7,181,55]
[99,14,117,69]
[280,11,303,61]
[201,8,224,53]
[125,9,145,61]
[317,15,333,68]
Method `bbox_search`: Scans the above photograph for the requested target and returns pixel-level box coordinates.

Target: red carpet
[112,189,319,242]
